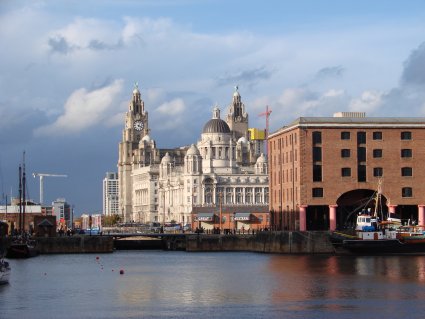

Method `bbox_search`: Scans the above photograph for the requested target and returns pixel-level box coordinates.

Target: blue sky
[1,0,425,215]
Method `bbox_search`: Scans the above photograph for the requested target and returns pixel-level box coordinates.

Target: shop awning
[234,213,251,221]
[196,213,215,222]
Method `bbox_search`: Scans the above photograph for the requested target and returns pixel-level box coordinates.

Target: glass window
[401,167,413,177]
[373,149,382,158]
[401,131,412,140]
[358,164,366,182]
[402,187,413,198]
[358,147,366,161]
[401,149,412,158]
[313,147,322,161]
[341,132,350,140]
[312,131,322,144]
[373,131,382,140]
[313,164,322,182]
[341,149,351,158]
[357,132,366,144]
[373,167,383,177]
[312,188,323,198]
[341,167,351,177]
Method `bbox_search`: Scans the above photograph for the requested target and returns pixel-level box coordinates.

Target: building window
[341,167,351,177]
[402,187,413,198]
[313,164,322,182]
[312,188,323,198]
[357,132,366,144]
[401,167,413,177]
[373,131,382,140]
[358,147,366,162]
[313,147,322,162]
[401,149,412,158]
[373,167,383,177]
[358,164,366,182]
[341,131,350,140]
[373,149,382,158]
[401,131,412,140]
[312,131,322,144]
[341,149,351,158]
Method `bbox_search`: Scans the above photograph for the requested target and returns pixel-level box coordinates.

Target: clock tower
[118,83,150,222]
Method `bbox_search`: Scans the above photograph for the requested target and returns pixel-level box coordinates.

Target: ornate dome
[202,119,231,134]
[237,136,247,144]
[202,105,231,134]
[161,152,171,164]
[256,153,267,163]
[141,135,151,142]
[186,144,200,156]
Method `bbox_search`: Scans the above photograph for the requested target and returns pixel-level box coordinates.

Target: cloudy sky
[1,0,425,215]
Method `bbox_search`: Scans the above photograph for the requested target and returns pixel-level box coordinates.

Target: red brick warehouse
[268,112,425,231]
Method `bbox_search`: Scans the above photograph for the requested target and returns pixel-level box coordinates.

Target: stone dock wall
[35,236,114,254]
[1,231,336,254]
[185,231,335,254]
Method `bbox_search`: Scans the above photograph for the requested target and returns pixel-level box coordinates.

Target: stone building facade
[118,85,269,227]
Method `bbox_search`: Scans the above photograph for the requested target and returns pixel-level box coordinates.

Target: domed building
[118,84,269,230]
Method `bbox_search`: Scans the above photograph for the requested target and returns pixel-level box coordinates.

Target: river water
[1,251,425,319]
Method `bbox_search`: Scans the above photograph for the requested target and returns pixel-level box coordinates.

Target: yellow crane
[32,173,67,204]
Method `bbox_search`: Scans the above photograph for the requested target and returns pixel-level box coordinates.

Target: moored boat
[6,240,38,259]
[331,180,425,255]
[0,258,11,285]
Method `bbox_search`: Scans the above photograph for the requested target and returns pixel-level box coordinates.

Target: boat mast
[373,178,382,219]
[22,152,26,234]
[18,164,22,233]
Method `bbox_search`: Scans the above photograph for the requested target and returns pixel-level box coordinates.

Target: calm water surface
[1,251,425,319]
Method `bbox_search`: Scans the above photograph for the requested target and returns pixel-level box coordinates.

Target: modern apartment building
[268,112,425,231]
[103,172,119,216]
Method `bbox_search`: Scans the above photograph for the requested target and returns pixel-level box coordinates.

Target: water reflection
[267,255,425,312]
[3,252,425,319]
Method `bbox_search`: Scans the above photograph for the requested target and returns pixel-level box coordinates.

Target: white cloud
[34,79,124,136]
[156,98,186,115]
[47,17,122,54]
[349,90,383,113]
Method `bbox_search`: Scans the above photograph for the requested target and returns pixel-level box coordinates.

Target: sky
[1,0,425,216]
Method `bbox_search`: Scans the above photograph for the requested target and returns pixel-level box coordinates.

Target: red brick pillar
[418,205,425,226]
[299,205,307,231]
[329,205,338,231]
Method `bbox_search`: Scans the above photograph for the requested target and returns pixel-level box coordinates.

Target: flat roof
[270,117,425,137]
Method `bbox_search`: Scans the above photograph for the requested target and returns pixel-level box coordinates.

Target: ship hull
[6,243,38,259]
[338,238,425,255]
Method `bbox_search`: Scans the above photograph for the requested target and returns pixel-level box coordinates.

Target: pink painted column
[418,205,425,226]
[388,205,397,215]
[329,205,338,231]
[299,205,307,231]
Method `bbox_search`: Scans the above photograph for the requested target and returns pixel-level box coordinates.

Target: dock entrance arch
[336,189,387,230]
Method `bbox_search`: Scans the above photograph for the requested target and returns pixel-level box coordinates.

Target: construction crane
[32,173,67,204]
[258,105,272,155]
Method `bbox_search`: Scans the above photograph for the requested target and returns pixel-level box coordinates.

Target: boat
[330,180,425,255]
[5,152,39,259]
[6,239,38,258]
[0,258,11,285]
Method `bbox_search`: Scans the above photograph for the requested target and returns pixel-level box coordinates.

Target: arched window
[255,187,262,204]
[264,188,269,204]
[205,187,213,204]
[236,187,243,204]
[245,187,252,204]
[226,187,233,204]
